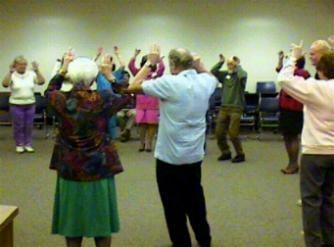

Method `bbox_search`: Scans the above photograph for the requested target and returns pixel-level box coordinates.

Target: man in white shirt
[278,42,334,247]
[128,45,217,247]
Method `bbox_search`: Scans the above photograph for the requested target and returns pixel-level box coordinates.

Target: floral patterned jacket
[46,74,129,181]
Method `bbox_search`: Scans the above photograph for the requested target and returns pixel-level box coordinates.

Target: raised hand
[219,54,225,63]
[192,53,207,73]
[192,53,201,68]
[64,49,75,63]
[290,40,304,59]
[61,49,75,72]
[278,51,285,60]
[233,56,240,65]
[9,63,15,73]
[114,46,120,56]
[134,49,141,57]
[32,61,39,72]
[97,47,104,56]
[328,35,334,46]
[147,44,161,65]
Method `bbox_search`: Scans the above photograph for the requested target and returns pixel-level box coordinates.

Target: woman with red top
[128,49,165,152]
[276,51,310,174]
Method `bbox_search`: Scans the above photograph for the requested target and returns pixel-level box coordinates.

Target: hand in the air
[9,63,15,73]
[147,44,161,65]
[134,49,141,57]
[278,51,285,60]
[192,54,202,69]
[32,61,39,72]
[114,46,120,56]
[290,40,304,60]
[97,47,104,57]
[64,49,75,64]
[219,54,225,63]
[328,36,334,46]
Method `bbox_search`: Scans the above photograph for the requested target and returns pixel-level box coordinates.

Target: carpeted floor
[0,127,305,247]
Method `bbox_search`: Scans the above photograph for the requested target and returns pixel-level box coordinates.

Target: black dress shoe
[218,153,232,161]
[232,154,246,163]
[145,149,152,153]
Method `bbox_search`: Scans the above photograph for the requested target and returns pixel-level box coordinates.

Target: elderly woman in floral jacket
[46,50,129,247]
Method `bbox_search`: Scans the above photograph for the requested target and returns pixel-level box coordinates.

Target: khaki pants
[215,107,244,155]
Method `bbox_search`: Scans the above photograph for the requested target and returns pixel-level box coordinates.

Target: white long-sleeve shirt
[277,60,334,155]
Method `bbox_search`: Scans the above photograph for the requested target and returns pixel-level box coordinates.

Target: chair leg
[43,112,48,139]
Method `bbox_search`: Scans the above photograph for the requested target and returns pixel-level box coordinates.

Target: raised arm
[2,63,15,88]
[211,54,227,82]
[193,54,209,73]
[45,49,74,108]
[45,50,74,97]
[100,54,116,83]
[128,49,141,76]
[101,89,130,116]
[32,61,45,85]
[127,45,161,94]
[278,41,314,104]
[328,35,334,49]
[276,51,285,73]
[114,46,126,69]
[236,65,247,88]
[154,58,165,78]
[94,47,104,62]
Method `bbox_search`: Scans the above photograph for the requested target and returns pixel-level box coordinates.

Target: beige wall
[0,0,333,92]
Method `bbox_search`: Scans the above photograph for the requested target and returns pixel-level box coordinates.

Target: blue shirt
[142,69,218,165]
[96,68,126,92]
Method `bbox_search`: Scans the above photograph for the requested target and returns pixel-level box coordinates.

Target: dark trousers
[156,159,211,247]
[300,154,334,247]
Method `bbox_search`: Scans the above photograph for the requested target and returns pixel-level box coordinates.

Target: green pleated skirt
[52,176,120,237]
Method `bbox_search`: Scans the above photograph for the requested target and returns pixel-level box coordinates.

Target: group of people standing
[1,36,334,247]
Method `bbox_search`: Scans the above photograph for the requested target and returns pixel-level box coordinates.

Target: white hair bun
[67,57,99,86]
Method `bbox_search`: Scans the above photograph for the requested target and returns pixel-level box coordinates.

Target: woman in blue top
[96,47,128,140]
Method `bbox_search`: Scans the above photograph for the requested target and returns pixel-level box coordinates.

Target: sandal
[280,167,299,175]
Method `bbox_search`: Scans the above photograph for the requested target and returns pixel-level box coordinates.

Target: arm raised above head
[128,49,141,76]
[128,44,161,94]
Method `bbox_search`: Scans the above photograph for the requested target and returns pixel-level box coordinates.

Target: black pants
[300,155,334,247]
[156,159,211,247]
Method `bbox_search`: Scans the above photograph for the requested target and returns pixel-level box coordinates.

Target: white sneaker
[24,146,35,153]
[297,199,302,207]
[16,146,25,153]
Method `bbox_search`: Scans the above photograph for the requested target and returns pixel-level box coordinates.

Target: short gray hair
[168,48,194,70]
[13,56,27,65]
[311,40,332,53]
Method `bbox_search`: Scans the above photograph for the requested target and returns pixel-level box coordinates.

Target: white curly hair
[67,57,99,87]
